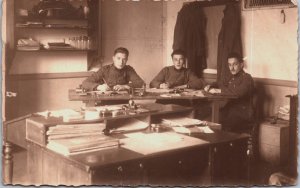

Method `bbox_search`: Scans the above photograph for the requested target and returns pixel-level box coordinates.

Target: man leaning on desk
[204,52,254,131]
[150,49,205,89]
[82,47,145,92]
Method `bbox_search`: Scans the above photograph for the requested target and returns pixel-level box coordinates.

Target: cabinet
[259,120,289,165]
[10,0,101,72]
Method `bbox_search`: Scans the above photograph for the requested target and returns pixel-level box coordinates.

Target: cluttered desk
[68,88,237,123]
[3,102,249,186]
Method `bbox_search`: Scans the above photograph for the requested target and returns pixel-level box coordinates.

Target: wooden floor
[10,146,287,186]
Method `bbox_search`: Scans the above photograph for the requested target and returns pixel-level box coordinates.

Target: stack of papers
[161,117,214,134]
[47,134,119,156]
[47,123,105,140]
[161,117,204,127]
[278,105,290,120]
[172,126,214,134]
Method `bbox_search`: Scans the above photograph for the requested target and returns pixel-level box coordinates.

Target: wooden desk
[26,130,248,186]
[3,103,248,186]
[68,89,236,123]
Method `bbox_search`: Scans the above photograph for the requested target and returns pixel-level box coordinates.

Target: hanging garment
[217,3,243,85]
[173,2,207,77]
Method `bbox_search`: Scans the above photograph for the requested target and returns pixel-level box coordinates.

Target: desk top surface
[31,129,248,172]
[28,103,194,127]
[68,89,237,101]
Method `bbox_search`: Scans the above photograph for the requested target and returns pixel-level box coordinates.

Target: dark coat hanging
[173,2,207,77]
[217,3,243,85]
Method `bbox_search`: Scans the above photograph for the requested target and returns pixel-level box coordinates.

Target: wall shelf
[16,49,96,52]
[16,25,90,30]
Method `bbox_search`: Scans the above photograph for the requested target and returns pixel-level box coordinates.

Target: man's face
[228,57,243,75]
[113,52,128,69]
[172,54,185,70]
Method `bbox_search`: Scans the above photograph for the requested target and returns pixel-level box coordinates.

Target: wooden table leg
[2,142,13,184]
[211,100,220,123]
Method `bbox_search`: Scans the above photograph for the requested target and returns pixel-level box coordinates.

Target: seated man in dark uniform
[82,47,144,105]
[150,49,205,89]
[82,47,144,92]
[204,52,254,131]
[149,49,205,107]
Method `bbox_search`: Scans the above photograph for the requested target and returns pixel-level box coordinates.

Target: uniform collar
[112,64,126,71]
[172,66,186,72]
[231,69,244,78]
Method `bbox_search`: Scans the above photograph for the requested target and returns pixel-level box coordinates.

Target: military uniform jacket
[82,64,144,91]
[215,70,254,121]
[149,66,205,89]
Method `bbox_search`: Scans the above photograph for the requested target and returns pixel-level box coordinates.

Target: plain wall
[101,0,164,85]
[242,7,298,81]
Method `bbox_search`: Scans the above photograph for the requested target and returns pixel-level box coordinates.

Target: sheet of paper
[111,118,149,133]
[121,132,208,155]
[198,126,214,133]
[172,126,191,134]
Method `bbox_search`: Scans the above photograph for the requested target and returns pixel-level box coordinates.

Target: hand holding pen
[96,78,111,91]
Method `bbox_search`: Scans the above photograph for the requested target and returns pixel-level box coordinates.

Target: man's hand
[204,85,211,92]
[159,83,170,89]
[209,88,221,94]
[174,85,187,89]
[113,85,130,91]
[96,84,111,91]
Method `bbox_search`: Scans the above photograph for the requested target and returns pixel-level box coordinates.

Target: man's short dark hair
[171,49,186,58]
[227,52,243,63]
[114,47,129,57]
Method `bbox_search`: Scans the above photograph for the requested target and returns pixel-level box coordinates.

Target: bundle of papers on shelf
[17,38,40,51]
[278,105,290,120]
[47,134,119,156]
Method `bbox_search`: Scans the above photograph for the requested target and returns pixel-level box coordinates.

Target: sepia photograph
[1,0,298,186]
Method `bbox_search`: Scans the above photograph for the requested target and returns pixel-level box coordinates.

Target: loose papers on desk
[109,118,149,134]
[161,117,214,134]
[121,132,208,155]
[162,117,204,127]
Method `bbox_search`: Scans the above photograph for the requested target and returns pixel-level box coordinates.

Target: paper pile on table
[47,134,119,156]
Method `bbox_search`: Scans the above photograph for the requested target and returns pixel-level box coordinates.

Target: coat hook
[280,9,286,24]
